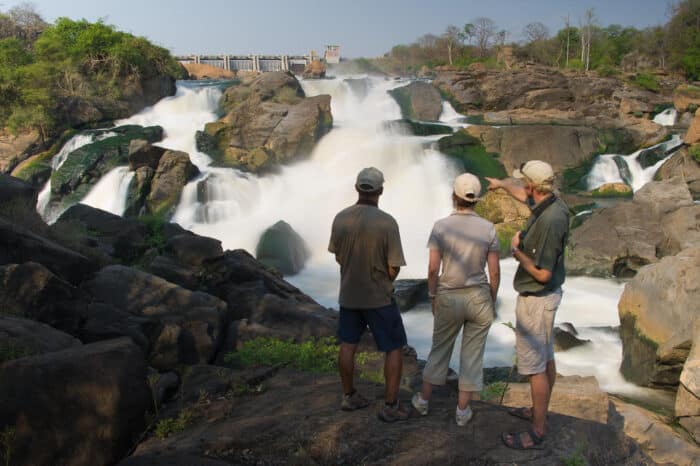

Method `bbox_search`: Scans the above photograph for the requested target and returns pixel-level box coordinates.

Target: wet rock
[83,265,228,370]
[0,315,81,363]
[124,165,155,217]
[255,220,309,275]
[128,139,166,170]
[388,81,443,121]
[554,325,591,352]
[590,182,633,197]
[393,279,428,311]
[618,247,700,387]
[47,125,163,215]
[166,233,223,268]
[0,338,150,466]
[383,119,453,136]
[145,150,199,217]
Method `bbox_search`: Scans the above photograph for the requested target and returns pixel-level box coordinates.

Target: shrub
[154,408,194,439]
[224,337,339,374]
[480,382,508,401]
[633,73,660,92]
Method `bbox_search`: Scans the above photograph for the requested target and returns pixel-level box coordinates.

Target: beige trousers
[422,285,495,391]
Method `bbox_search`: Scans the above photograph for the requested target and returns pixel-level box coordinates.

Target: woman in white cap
[411,173,500,425]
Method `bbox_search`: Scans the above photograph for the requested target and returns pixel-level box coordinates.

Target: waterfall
[439,100,468,128]
[586,134,683,192]
[72,75,653,399]
[80,167,135,216]
[653,108,677,127]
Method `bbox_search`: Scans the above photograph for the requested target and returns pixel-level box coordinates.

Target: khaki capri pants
[422,285,495,392]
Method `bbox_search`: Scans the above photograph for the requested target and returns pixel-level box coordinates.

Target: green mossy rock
[437,131,506,184]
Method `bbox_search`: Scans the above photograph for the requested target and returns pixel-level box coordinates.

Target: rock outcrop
[656,147,700,199]
[676,321,700,443]
[46,125,163,217]
[144,150,199,217]
[618,247,700,387]
[196,71,332,173]
[388,81,443,121]
[0,338,150,466]
[567,178,700,277]
[255,220,310,275]
[0,315,81,363]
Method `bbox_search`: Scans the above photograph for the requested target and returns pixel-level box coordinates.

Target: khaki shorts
[515,289,563,376]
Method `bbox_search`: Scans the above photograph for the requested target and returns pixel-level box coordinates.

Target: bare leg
[420,380,433,401]
[384,348,403,404]
[529,371,550,436]
[546,359,556,406]
[457,390,472,410]
[339,343,358,395]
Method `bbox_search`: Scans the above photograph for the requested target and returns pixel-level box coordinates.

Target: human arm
[487,250,500,302]
[388,265,400,281]
[485,176,528,204]
[510,232,553,284]
[428,248,441,314]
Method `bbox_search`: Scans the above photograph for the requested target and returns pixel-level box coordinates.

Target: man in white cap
[411,173,500,427]
[486,161,569,450]
[328,166,409,422]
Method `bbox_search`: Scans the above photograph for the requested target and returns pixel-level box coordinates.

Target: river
[39,75,676,406]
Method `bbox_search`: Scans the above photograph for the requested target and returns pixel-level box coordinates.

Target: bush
[480,382,508,401]
[224,337,339,374]
[633,73,660,92]
[154,408,194,439]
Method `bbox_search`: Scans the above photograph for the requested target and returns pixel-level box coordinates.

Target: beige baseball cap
[355,167,384,192]
[453,173,482,201]
[512,160,555,187]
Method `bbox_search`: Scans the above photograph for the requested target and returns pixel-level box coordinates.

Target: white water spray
[586,134,683,192]
[653,108,677,127]
[80,167,135,216]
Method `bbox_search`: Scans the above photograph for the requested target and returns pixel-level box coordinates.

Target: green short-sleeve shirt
[513,196,570,294]
[329,203,406,309]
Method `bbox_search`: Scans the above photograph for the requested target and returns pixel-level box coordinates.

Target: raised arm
[485,176,528,204]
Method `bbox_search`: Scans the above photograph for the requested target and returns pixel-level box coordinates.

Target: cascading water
[80,167,135,215]
[79,75,662,401]
[439,101,468,128]
[653,108,677,127]
[586,134,683,192]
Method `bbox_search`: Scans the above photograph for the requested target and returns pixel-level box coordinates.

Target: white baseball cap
[453,173,482,201]
[512,160,555,187]
[355,167,384,192]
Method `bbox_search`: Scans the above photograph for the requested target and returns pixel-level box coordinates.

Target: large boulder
[196,71,332,173]
[0,315,81,363]
[388,81,443,121]
[83,265,228,370]
[0,220,96,284]
[657,146,700,199]
[618,247,700,387]
[0,338,150,466]
[47,125,164,217]
[145,150,199,217]
[53,203,151,263]
[676,321,700,443]
[255,220,309,275]
[0,262,85,332]
[567,178,699,277]
[0,129,41,174]
[0,173,37,212]
[674,84,700,112]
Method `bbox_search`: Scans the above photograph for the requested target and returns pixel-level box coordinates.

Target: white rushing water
[82,76,659,400]
[653,108,677,127]
[80,167,135,216]
[439,101,469,129]
[586,134,683,192]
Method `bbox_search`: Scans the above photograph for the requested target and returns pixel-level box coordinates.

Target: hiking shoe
[341,391,369,411]
[411,393,429,416]
[455,405,473,426]
[378,401,410,422]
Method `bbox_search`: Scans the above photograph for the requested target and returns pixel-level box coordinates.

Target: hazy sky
[7,0,672,58]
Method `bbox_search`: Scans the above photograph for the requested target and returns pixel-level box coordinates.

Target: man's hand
[431,298,436,315]
[510,231,522,250]
[485,176,503,191]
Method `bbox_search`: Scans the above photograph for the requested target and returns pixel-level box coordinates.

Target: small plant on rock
[154,408,194,440]
[0,426,16,466]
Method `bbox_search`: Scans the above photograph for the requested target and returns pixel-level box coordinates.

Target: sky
[6,0,673,58]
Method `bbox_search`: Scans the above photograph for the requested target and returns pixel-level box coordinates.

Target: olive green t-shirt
[513,196,570,294]
[329,203,406,309]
